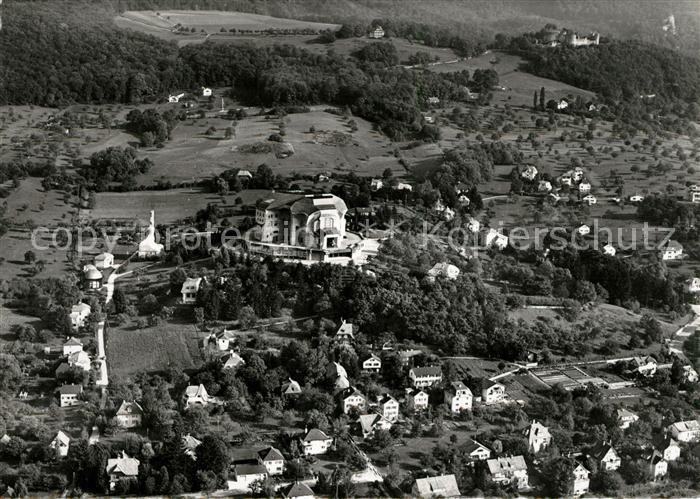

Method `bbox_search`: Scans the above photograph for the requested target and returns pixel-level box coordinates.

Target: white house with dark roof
[686,278,700,293]
[668,420,700,442]
[376,394,399,422]
[683,365,699,383]
[603,243,616,256]
[647,449,667,479]
[369,25,385,39]
[282,378,302,395]
[481,379,506,405]
[572,460,590,495]
[334,320,355,345]
[617,408,639,430]
[63,337,83,356]
[339,387,366,414]
[412,474,461,498]
[589,442,621,470]
[115,401,143,429]
[521,165,538,181]
[464,439,491,462]
[582,194,597,205]
[654,436,680,461]
[258,446,285,476]
[370,178,383,191]
[58,384,82,407]
[444,381,473,414]
[106,451,140,491]
[486,455,529,489]
[409,366,442,388]
[357,413,392,438]
[525,421,551,454]
[631,356,657,377]
[408,389,429,411]
[301,428,333,455]
[660,240,684,260]
[485,229,508,250]
[282,482,315,499]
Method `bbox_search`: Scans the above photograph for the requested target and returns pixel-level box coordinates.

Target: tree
[169,268,188,295]
[24,250,36,264]
[539,86,545,110]
[540,459,574,496]
[0,354,22,392]
[590,469,624,495]
[195,435,231,475]
[112,288,128,314]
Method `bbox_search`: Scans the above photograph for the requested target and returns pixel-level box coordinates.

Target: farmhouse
[58,385,83,407]
[629,194,644,203]
[82,265,103,290]
[603,243,616,256]
[393,182,412,191]
[138,211,164,259]
[660,240,683,260]
[249,193,356,262]
[525,420,551,454]
[237,169,253,180]
[368,25,385,38]
[630,356,657,377]
[258,446,285,476]
[466,218,480,233]
[168,93,185,103]
[589,441,621,471]
[412,474,461,498]
[486,455,529,489]
[521,165,538,181]
[557,98,569,110]
[409,366,443,388]
[106,451,140,491]
[538,180,552,192]
[181,277,203,304]
[427,262,460,282]
[370,178,383,191]
[427,96,440,105]
[578,181,591,193]
[668,420,700,442]
[683,365,698,383]
[230,464,268,490]
[63,337,83,356]
[444,381,473,414]
[464,439,491,462]
[115,400,143,429]
[301,428,333,456]
[362,354,382,372]
[94,252,114,269]
[183,384,220,408]
[50,431,70,458]
[69,303,91,329]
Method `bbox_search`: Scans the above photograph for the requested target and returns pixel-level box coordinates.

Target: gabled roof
[222,351,246,369]
[182,433,202,451]
[589,441,618,461]
[64,337,83,347]
[449,381,469,392]
[302,428,331,442]
[617,408,638,419]
[480,378,503,390]
[58,384,82,395]
[527,420,551,439]
[70,303,91,315]
[283,482,315,498]
[259,446,285,462]
[464,439,490,456]
[52,430,70,446]
[411,366,442,378]
[669,420,700,433]
[236,463,268,476]
[413,474,461,498]
[486,455,527,474]
[185,384,208,399]
[282,378,302,394]
[106,452,140,477]
[335,320,354,338]
[341,386,365,400]
[327,361,347,379]
[358,414,390,434]
[116,400,143,417]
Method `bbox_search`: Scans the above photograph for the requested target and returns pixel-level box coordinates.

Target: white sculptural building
[138,211,164,259]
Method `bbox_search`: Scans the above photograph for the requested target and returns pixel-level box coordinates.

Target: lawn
[105,320,204,376]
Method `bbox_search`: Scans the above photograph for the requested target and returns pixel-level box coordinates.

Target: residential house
[362,354,382,373]
[357,413,392,438]
[393,182,413,191]
[202,87,212,97]
[399,349,422,366]
[603,243,616,256]
[466,218,480,233]
[481,379,506,405]
[589,442,621,471]
[183,384,215,408]
[521,165,538,181]
[327,361,348,380]
[182,434,202,460]
[486,455,529,490]
[557,99,569,110]
[106,451,140,491]
[89,426,100,445]
[282,378,302,395]
[236,169,253,180]
[577,224,591,236]
[369,25,385,39]
[572,168,584,182]
[58,384,82,407]
[654,436,681,462]
[50,431,70,458]
[683,365,699,383]
[370,178,384,191]
[376,394,399,422]
[334,375,350,393]
[647,450,667,479]
[115,401,143,429]
[629,194,644,203]
[409,366,443,388]
[427,96,440,105]
[538,180,552,192]
[168,93,185,103]
[231,464,268,489]
[444,381,473,414]
[525,420,552,454]
[62,337,83,356]
[686,278,700,293]
[70,303,91,329]
[485,229,509,250]
[301,428,333,456]
[660,240,684,260]
[631,356,658,377]
[458,193,470,206]
[67,350,91,371]
[668,420,700,442]
[617,408,639,430]
[464,439,491,462]
[204,329,236,351]
[572,460,590,495]
[412,474,461,498]
[282,482,315,499]
[258,446,285,476]
[582,194,597,205]
[427,262,460,282]
[334,320,355,345]
[560,175,573,187]
[339,387,367,415]
[408,389,429,412]
[94,252,114,269]
[222,351,246,370]
[181,277,203,304]
[578,181,592,193]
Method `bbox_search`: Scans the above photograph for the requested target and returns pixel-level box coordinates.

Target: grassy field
[106,320,204,376]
